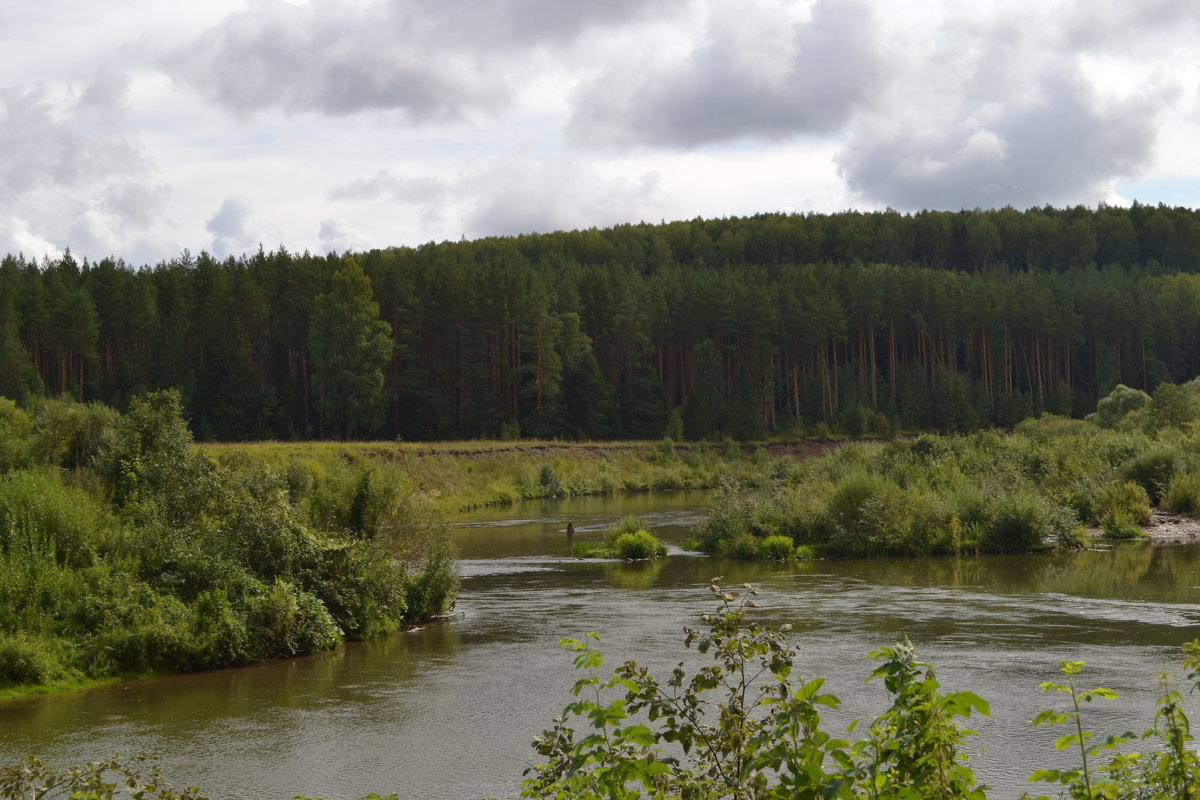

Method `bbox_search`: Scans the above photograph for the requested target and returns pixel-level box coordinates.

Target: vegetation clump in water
[696,379,1200,559]
[571,516,667,560]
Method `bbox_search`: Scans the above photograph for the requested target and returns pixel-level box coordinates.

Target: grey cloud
[80,66,131,116]
[1063,0,1198,47]
[330,159,665,239]
[0,86,167,261]
[0,87,145,192]
[839,66,1165,210]
[567,0,881,148]
[461,160,664,238]
[206,195,258,257]
[328,171,450,204]
[167,0,677,120]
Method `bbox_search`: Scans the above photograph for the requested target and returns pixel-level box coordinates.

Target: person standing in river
[566,521,575,536]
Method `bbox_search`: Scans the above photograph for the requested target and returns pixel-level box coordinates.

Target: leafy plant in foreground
[0,754,209,800]
[521,580,989,799]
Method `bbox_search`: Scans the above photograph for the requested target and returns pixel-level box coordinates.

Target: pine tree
[309,258,394,439]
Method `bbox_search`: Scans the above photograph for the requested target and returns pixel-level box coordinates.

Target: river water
[4,489,1200,799]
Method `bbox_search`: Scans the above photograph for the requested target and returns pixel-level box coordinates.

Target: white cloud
[329,158,668,241]
[1,217,62,261]
[206,195,259,257]
[0,84,171,262]
[319,217,375,254]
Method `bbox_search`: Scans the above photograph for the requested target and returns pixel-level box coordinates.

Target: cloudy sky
[1,0,1197,265]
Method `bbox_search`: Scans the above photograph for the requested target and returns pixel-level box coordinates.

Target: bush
[1101,512,1146,540]
[984,491,1076,552]
[0,471,109,569]
[1124,446,1179,504]
[1088,383,1151,428]
[1165,473,1200,516]
[0,399,32,473]
[523,582,990,800]
[245,580,342,659]
[30,398,119,470]
[1095,481,1151,527]
[611,531,665,560]
[759,534,796,560]
[98,389,195,508]
[0,632,71,687]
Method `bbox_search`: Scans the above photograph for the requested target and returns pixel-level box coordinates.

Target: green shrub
[1101,512,1146,540]
[401,538,459,623]
[1124,446,1179,504]
[188,589,250,667]
[245,580,342,659]
[723,533,762,560]
[30,398,119,470]
[603,515,648,543]
[611,530,665,560]
[83,584,192,675]
[536,464,563,498]
[984,491,1076,552]
[98,389,195,508]
[1096,480,1152,527]
[0,632,71,687]
[0,471,109,569]
[0,398,32,473]
[1165,473,1200,516]
[759,534,796,560]
[1088,383,1151,428]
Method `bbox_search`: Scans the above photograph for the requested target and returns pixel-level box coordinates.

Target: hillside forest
[4,203,1200,442]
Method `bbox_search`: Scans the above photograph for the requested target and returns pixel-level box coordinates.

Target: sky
[1,0,1197,266]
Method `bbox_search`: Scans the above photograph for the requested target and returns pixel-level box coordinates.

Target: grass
[200,439,775,512]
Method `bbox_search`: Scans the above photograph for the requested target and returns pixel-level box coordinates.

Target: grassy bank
[201,437,777,513]
[0,392,457,696]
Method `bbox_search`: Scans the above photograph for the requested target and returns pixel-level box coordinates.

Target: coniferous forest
[4,203,1200,442]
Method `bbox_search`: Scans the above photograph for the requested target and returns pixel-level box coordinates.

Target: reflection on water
[3,490,1200,800]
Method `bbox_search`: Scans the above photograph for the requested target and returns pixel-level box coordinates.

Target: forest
[3,202,1200,442]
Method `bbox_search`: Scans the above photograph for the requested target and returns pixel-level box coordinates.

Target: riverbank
[201,438,788,512]
[0,393,457,698]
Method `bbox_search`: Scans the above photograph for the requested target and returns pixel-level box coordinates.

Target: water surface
[4,490,1200,799]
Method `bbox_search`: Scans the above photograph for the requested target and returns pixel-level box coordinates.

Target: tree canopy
[5,204,1200,440]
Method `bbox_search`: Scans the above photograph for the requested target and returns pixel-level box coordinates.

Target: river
[4,489,1200,799]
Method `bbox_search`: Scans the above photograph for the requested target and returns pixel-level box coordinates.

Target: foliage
[573,517,667,560]
[522,580,990,800]
[610,531,666,560]
[0,394,458,691]
[1123,447,1181,505]
[0,399,32,473]
[308,257,394,439]
[10,208,1200,443]
[0,754,210,800]
[695,410,1200,558]
[1165,473,1200,517]
[1101,513,1147,540]
[1088,385,1152,429]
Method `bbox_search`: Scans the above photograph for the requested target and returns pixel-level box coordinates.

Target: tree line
[3,203,1200,441]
